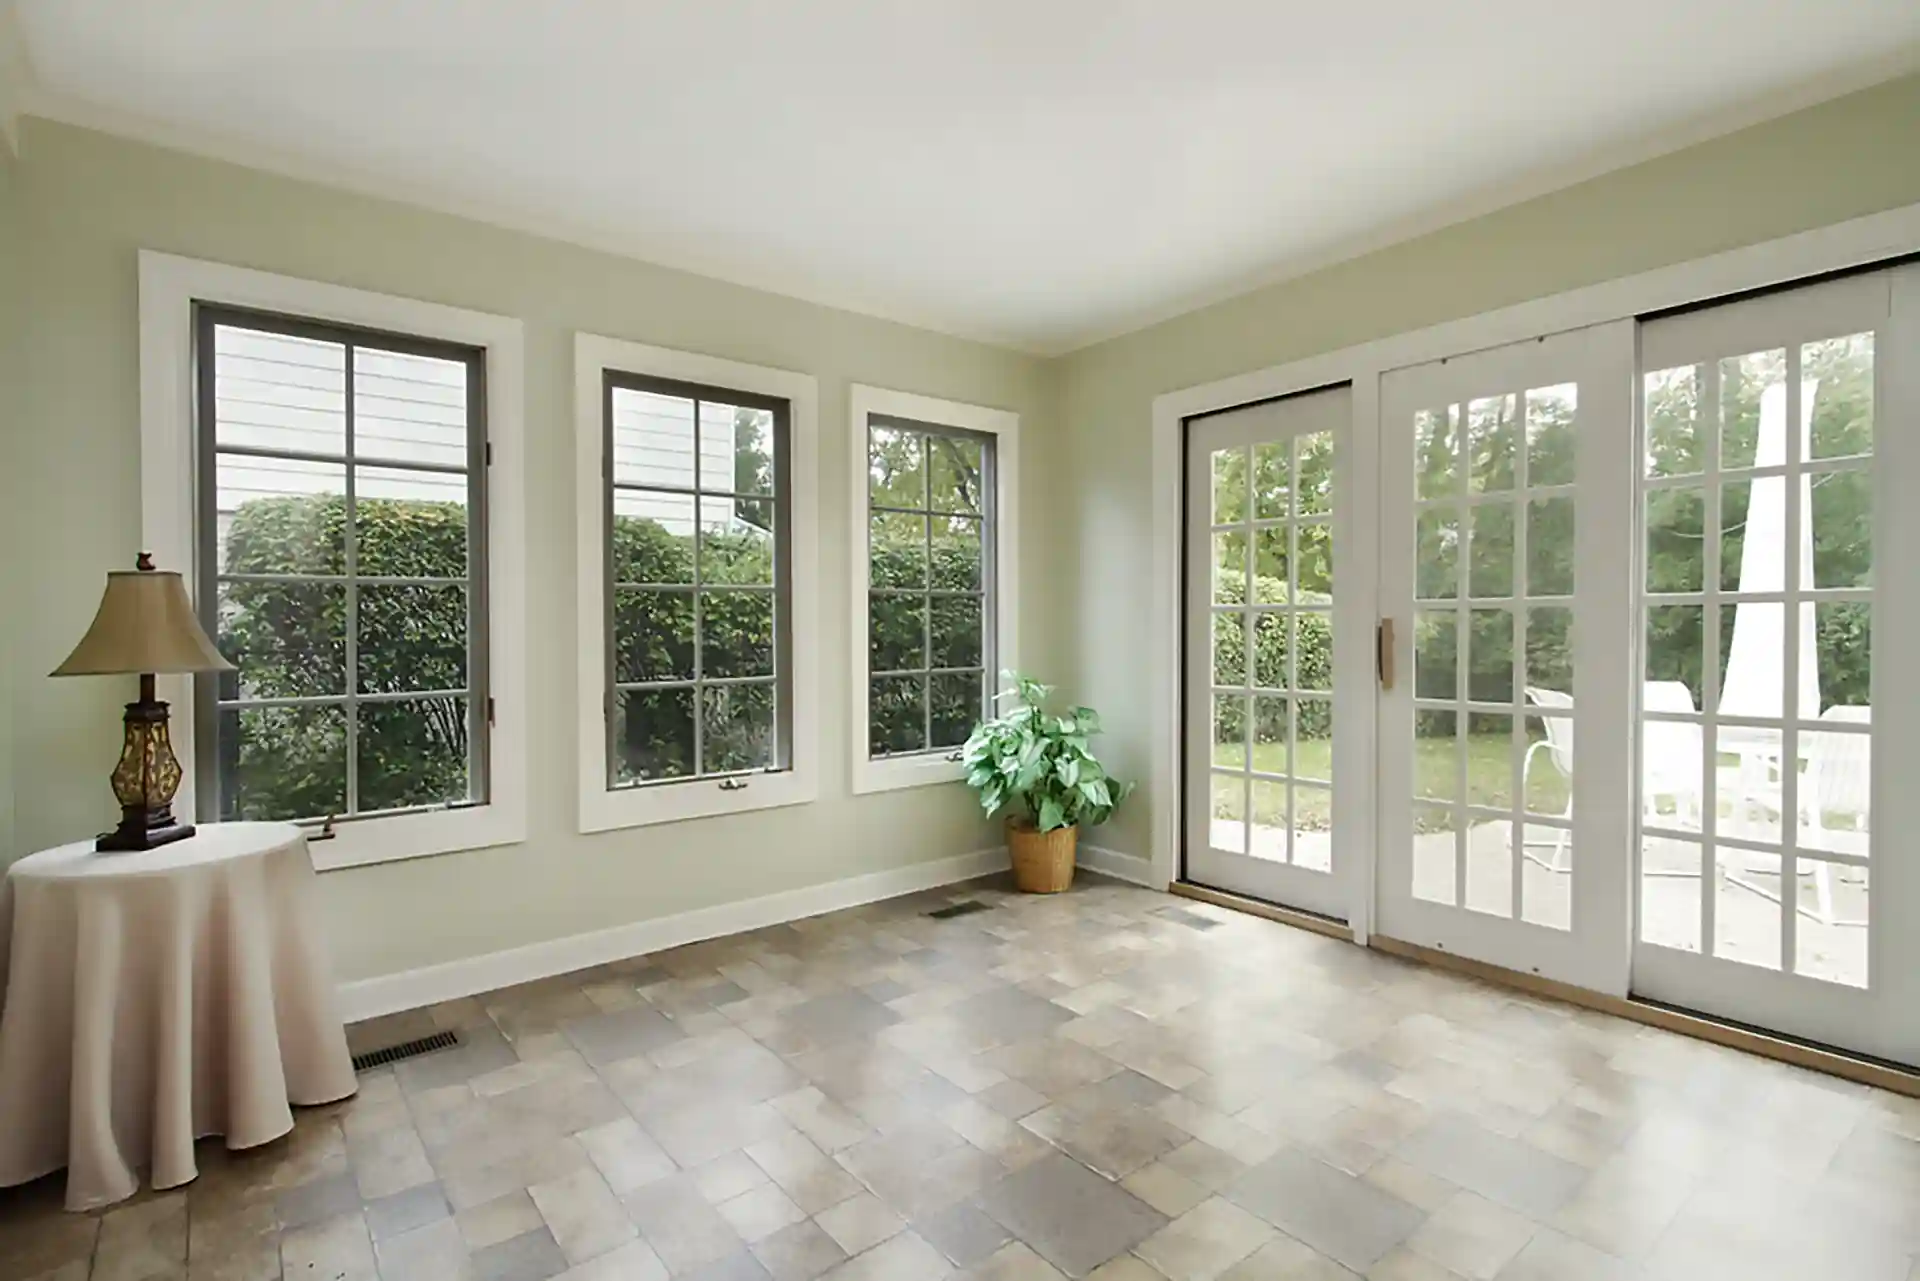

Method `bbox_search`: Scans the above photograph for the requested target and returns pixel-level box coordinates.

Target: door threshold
[1170,881,1350,941]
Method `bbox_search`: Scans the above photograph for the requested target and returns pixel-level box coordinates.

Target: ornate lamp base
[96,678,195,853]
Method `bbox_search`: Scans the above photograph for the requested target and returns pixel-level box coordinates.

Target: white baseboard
[1079,843,1161,888]
[337,847,1008,1023]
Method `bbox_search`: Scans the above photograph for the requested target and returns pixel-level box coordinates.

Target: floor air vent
[352,1030,459,1072]
[927,900,992,919]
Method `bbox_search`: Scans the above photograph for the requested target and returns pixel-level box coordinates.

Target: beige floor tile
[1122,1162,1212,1219]
[815,1191,907,1257]
[528,1165,637,1264]
[1134,1196,1276,1280]
[455,1189,544,1250]
[1403,1192,1536,1280]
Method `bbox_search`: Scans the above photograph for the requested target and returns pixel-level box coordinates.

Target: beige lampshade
[51,557,234,677]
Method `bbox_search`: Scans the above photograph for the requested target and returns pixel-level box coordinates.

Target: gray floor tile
[772,992,903,1049]
[1227,1148,1423,1272]
[977,1154,1168,1277]
[562,1005,687,1067]
[472,1225,569,1281]
[947,987,1077,1047]
[365,1179,452,1241]
[916,1200,1013,1268]
[1396,1115,1589,1218]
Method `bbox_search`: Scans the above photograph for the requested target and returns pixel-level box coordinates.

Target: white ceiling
[13,2,1920,353]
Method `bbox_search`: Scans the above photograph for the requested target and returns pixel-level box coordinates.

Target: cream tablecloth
[0,822,357,1210]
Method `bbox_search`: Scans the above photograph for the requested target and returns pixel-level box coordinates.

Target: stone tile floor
[4,872,1918,1280]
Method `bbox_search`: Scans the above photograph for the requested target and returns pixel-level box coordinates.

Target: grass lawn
[1213,733,1571,830]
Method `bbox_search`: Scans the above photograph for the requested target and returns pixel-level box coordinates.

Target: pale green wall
[0,143,19,865]
[1056,74,1920,861]
[6,119,1060,981]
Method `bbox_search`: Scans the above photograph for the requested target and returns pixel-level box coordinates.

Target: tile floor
[3,872,1918,1281]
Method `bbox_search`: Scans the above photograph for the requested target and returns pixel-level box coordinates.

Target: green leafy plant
[962,672,1131,833]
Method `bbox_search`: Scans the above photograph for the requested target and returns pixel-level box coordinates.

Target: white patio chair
[1522,687,1574,872]
[1642,681,1705,832]
[1720,706,1866,927]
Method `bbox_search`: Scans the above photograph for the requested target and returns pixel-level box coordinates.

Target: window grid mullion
[923,436,935,752]
[1781,347,1803,973]
[343,338,359,819]
[1511,389,1529,920]
[1700,359,1723,951]
[691,394,706,778]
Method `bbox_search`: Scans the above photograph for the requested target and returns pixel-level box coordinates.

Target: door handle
[1378,618,1396,690]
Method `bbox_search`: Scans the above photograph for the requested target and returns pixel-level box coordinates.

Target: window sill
[578,768,818,834]
[852,751,969,796]
[302,802,525,872]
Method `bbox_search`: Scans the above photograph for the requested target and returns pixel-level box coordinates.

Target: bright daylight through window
[196,309,489,824]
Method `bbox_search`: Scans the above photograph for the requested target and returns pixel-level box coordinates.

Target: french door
[1183,386,1363,920]
[1375,325,1635,992]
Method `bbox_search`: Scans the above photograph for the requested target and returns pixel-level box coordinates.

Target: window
[851,386,1018,795]
[575,335,818,831]
[140,252,527,871]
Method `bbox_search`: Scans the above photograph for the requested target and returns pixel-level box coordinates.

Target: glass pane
[1640,838,1703,953]
[1413,611,1457,701]
[1296,522,1333,598]
[1720,478,1783,593]
[1251,694,1286,775]
[613,589,693,683]
[1525,384,1576,487]
[356,465,469,576]
[1644,366,1703,479]
[1212,611,1246,687]
[1415,710,1458,803]
[357,583,467,695]
[1805,334,1874,461]
[1249,778,1288,863]
[1212,446,1248,525]
[1523,716,1571,818]
[928,434,984,514]
[1415,406,1461,501]
[215,580,345,700]
[1297,432,1334,515]
[1718,724,1784,846]
[1252,526,1289,604]
[613,686,694,783]
[215,455,345,575]
[1468,609,1514,704]
[1464,809,1513,919]
[1294,698,1331,783]
[1294,612,1332,693]
[1796,861,1866,988]
[1468,503,1514,598]
[700,497,775,585]
[1251,611,1288,690]
[1415,510,1459,601]
[1718,602,1783,720]
[1642,719,1703,833]
[930,671,983,749]
[1468,714,1514,811]
[216,703,347,822]
[1211,772,1247,855]
[1815,602,1869,715]
[1252,442,1289,519]
[870,513,928,589]
[1801,721,1870,857]
[1715,846,1782,971]
[611,387,697,489]
[1526,497,1574,597]
[358,696,471,811]
[702,590,775,680]
[929,595,983,670]
[869,425,925,508]
[931,516,983,592]
[869,595,925,673]
[1412,803,1459,906]
[1645,605,1705,712]
[1719,350,1785,472]
[1213,530,1248,605]
[1645,486,1705,594]
[612,491,696,585]
[1525,606,1572,699]
[701,403,775,496]
[1213,693,1247,770]
[354,347,468,468]
[1293,784,1332,872]
[1468,394,1518,493]
[702,682,775,773]
[213,324,347,457]
[1810,470,1870,589]
[869,675,926,757]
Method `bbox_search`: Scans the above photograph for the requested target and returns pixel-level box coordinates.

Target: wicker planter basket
[1007,818,1077,893]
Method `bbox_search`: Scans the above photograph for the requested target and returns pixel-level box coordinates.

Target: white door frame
[1147,201,1920,946]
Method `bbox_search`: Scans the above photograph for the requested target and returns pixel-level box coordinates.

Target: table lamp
[51,553,235,851]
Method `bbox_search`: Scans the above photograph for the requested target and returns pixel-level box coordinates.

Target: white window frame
[575,333,820,831]
[850,384,1019,795]
[138,250,528,871]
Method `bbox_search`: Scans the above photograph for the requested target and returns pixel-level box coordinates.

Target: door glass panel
[1468,504,1515,597]
[1796,861,1866,988]
[1412,802,1460,906]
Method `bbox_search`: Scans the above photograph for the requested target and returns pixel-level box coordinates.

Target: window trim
[575,333,820,832]
[850,384,1019,795]
[139,250,528,872]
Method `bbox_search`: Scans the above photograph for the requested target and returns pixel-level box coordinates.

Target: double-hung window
[576,336,819,830]
[140,252,527,870]
[851,386,1018,794]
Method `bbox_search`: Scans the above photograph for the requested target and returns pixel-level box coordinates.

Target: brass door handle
[1378,618,1396,691]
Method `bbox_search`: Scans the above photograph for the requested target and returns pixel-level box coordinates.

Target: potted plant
[961,672,1131,893]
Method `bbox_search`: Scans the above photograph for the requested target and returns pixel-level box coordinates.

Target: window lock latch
[718,778,750,792]
[307,814,338,843]
[945,751,964,763]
